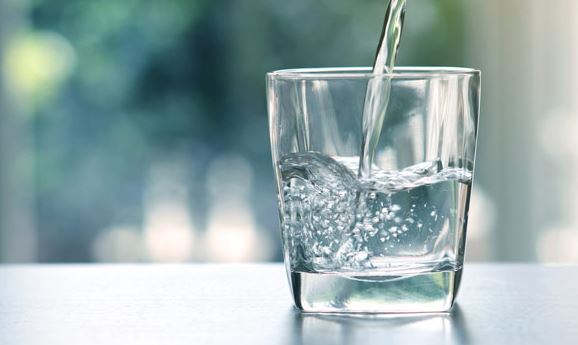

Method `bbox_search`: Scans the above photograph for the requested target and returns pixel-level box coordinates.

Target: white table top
[0,264,576,344]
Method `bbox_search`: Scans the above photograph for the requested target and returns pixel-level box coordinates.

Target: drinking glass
[267,67,480,313]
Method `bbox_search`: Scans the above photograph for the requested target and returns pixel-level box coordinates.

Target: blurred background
[0,0,576,263]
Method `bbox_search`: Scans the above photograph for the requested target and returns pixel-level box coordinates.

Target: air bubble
[278,152,472,272]
[354,251,368,261]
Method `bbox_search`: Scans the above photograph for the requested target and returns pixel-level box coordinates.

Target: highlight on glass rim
[1,0,578,342]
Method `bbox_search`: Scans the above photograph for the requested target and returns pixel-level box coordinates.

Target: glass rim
[267,66,480,79]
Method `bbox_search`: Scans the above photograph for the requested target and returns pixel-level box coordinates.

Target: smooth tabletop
[0,264,577,345]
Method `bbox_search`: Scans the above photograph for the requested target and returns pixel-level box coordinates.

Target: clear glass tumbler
[267,67,480,313]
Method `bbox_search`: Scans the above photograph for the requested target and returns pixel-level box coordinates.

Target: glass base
[290,268,462,314]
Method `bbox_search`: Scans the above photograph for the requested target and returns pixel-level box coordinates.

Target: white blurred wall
[465,0,578,262]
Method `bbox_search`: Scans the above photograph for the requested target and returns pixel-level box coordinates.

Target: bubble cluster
[279,152,471,273]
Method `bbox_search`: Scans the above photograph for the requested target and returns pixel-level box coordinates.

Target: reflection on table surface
[289,305,470,345]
